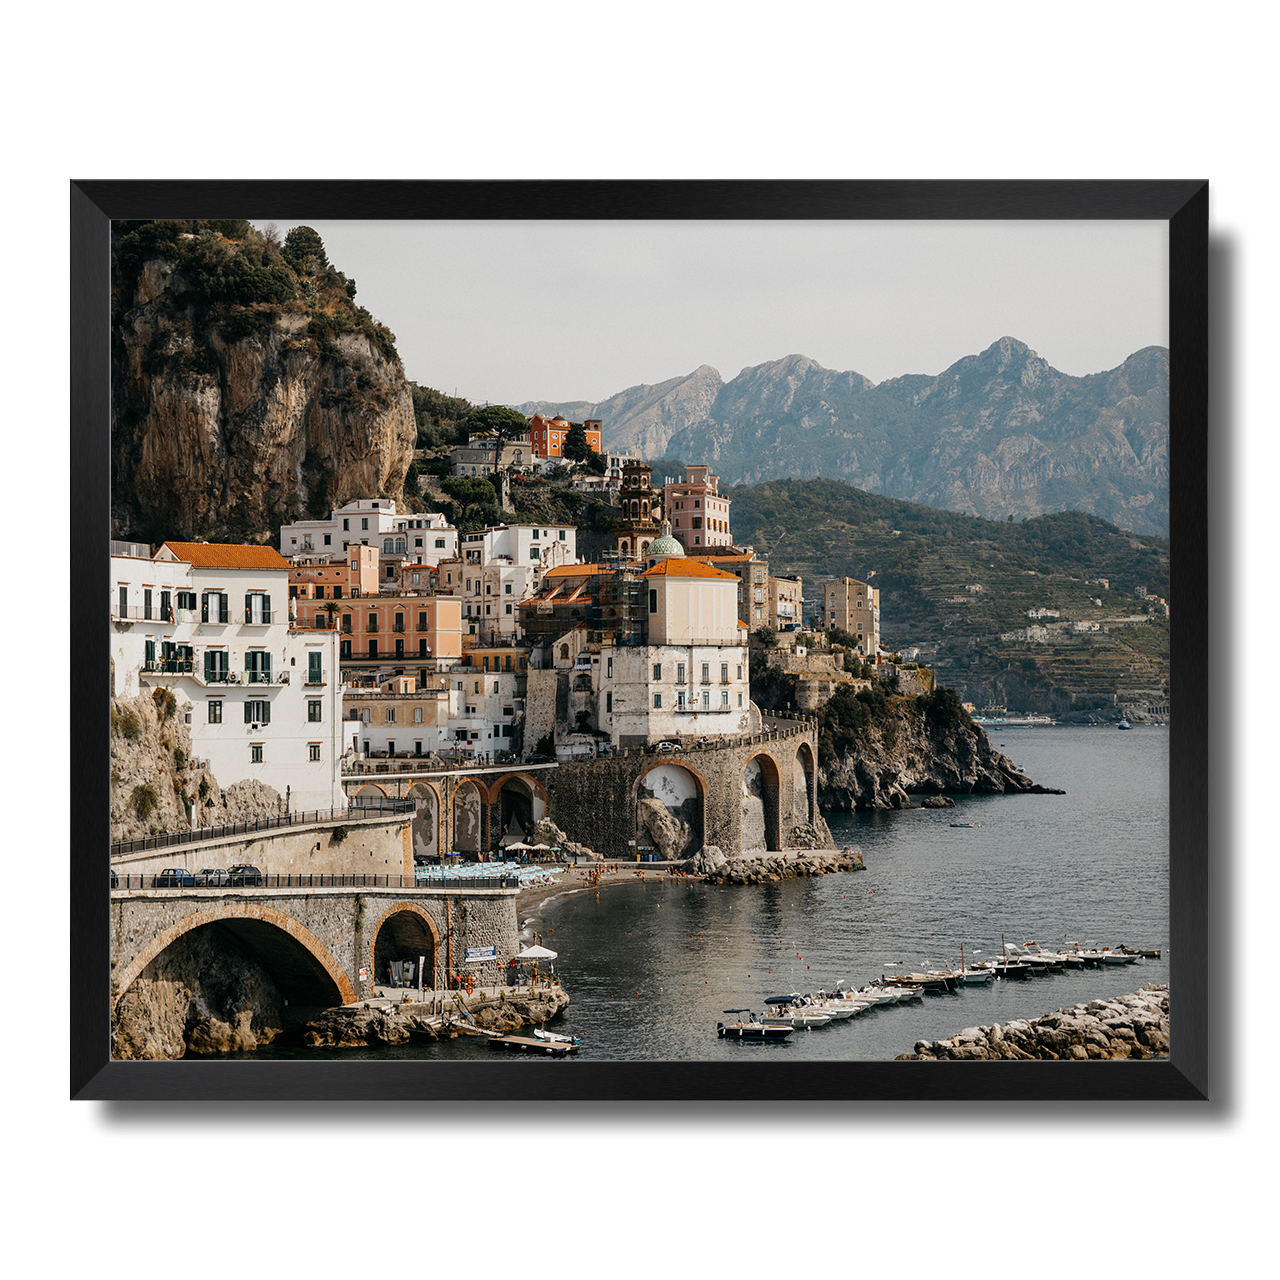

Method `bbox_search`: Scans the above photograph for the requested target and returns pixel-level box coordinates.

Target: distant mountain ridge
[516,338,1169,535]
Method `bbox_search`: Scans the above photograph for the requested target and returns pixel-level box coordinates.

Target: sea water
[244,725,1169,1062]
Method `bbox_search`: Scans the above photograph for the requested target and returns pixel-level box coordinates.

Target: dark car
[194,867,228,887]
[152,868,195,888]
[225,864,264,886]
[526,754,555,764]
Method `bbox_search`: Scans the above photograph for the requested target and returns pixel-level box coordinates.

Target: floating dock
[486,1034,579,1057]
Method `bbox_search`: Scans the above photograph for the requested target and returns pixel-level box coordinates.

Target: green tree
[465,405,529,441]
[561,421,590,462]
[754,625,777,647]
[441,476,497,508]
[283,225,328,274]
[583,447,607,475]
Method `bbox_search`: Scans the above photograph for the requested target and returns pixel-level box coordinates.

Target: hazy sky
[254,219,1167,406]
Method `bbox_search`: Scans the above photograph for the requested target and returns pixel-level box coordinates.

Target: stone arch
[634,760,706,861]
[742,751,783,851]
[640,540,650,556]
[114,903,356,1006]
[491,772,548,847]
[619,539,630,555]
[451,778,485,853]
[794,741,817,824]
[407,779,442,862]
[368,901,441,990]
[352,782,390,807]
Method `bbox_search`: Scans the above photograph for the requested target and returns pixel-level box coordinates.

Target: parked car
[225,864,264,886]
[152,868,195,888]
[651,739,682,754]
[194,868,228,887]
[526,754,555,764]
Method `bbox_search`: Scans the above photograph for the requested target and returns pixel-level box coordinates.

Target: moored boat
[717,1010,795,1040]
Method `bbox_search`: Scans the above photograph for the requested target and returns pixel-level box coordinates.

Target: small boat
[1097,948,1139,965]
[1118,719,1132,730]
[957,943,994,985]
[1118,945,1161,959]
[533,1027,581,1046]
[717,1010,794,1040]
[488,1034,579,1057]
[949,822,980,828]
[882,972,958,994]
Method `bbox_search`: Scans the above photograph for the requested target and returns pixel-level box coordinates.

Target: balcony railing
[113,606,198,623]
[241,610,279,625]
[144,659,193,674]
[111,870,521,892]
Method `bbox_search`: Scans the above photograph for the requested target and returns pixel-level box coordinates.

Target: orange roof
[689,553,754,563]
[542,564,612,579]
[162,541,290,569]
[643,559,737,580]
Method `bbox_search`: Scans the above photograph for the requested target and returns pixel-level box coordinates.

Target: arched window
[560,644,570,660]
[620,540,630,554]
[642,501,649,517]
[396,538,406,554]
[383,539,394,553]
[641,541,650,555]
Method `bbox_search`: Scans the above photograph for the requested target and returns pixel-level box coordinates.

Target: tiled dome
[647,520,685,559]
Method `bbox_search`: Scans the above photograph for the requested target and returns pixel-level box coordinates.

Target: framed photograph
[73,180,1207,1100]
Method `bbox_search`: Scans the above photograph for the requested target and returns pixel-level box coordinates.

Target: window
[143,588,152,620]
[532,528,539,539]
[649,590,657,614]
[702,691,711,710]
[607,657,613,678]
[245,699,270,724]
[722,663,729,683]
[323,534,331,546]
[701,663,710,683]
[368,639,378,658]
[361,518,368,530]
[738,692,744,707]
[530,546,540,559]
[208,700,222,723]
[653,693,662,708]
[677,691,686,710]
[653,663,661,680]
[677,663,686,684]
[505,603,512,615]
[436,538,446,549]
[413,707,424,723]
[559,530,566,541]
[308,699,322,722]
[737,665,743,680]
[360,708,371,723]
[351,560,359,572]
[340,640,352,660]
[343,519,350,531]
[386,708,396,723]
[309,742,321,761]
[251,744,263,763]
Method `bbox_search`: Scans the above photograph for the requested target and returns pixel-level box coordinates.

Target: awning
[515,945,558,960]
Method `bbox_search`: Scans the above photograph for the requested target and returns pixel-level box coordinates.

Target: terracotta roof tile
[643,559,737,580]
[162,541,291,570]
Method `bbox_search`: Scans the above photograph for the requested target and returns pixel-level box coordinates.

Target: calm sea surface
[242,725,1169,1062]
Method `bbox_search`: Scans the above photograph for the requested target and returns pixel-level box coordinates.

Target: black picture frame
[72,179,1208,1101]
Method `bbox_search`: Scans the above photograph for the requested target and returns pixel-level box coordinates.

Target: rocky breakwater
[817,688,1065,812]
[690,845,865,885]
[896,985,1169,1061]
[301,987,571,1048]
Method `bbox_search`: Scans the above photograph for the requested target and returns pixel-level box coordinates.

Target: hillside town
[110,413,890,828]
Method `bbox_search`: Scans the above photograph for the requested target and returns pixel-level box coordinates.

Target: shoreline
[514,846,862,933]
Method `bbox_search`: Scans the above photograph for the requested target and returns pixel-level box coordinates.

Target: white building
[110,541,344,812]
[438,523,578,639]
[585,555,754,749]
[280,499,458,565]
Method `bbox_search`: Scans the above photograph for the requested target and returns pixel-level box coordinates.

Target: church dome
[647,520,685,559]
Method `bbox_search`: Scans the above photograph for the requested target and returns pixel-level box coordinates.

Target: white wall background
[10,4,1273,1276]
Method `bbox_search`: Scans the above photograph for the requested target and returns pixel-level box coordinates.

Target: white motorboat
[717,1010,794,1041]
[957,943,994,985]
[1097,947,1138,965]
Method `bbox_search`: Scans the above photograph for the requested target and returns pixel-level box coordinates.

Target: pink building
[662,465,733,550]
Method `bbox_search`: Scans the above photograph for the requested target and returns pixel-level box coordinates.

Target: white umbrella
[505,841,534,852]
[515,944,558,960]
[529,842,552,851]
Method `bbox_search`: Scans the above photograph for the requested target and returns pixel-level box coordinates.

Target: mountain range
[516,338,1169,535]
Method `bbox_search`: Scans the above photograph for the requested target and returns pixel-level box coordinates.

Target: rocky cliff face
[111,224,417,542]
[111,692,282,840]
[817,704,1063,811]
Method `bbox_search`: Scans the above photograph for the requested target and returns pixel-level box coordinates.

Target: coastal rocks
[817,707,1065,812]
[683,845,729,875]
[637,797,695,862]
[529,818,600,862]
[919,796,956,809]
[895,984,1169,1061]
[298,987,571,1047]
[112,925,285,1059]
[704,848,864,885]
[789,816,836,848]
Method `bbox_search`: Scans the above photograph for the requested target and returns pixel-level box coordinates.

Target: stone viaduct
[109,719,820,1015]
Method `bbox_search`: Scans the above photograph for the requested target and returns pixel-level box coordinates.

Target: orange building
[322,593,463,676]
[528,413,602,460]
[288,545,379,605]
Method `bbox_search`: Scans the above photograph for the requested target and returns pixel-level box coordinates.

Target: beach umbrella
[515,944,558,960]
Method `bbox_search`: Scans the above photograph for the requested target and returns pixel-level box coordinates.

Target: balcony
[243,670,288,685]
[143,659,193,675]
[241,610,279,625]
[113,606,197,624]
